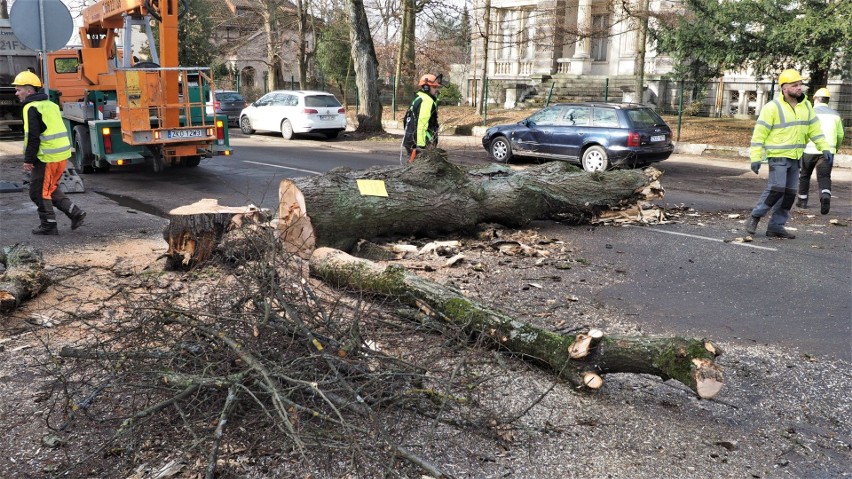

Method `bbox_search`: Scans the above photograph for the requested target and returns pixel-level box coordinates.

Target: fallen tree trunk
[309,247,723,399]
[0,245,50,313]
[162,199,268,270]
[280,149,662,252]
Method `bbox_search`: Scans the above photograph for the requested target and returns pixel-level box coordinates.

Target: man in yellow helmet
[401,73,443,162]
[797,87,844,214]
[745,69,830,239]
[12,71,86,235]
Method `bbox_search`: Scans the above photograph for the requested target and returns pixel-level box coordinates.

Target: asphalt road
[1,132,849,360]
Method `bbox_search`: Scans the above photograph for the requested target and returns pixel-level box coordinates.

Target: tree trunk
[0,245,50,313]
[309,248,724,399]
[278,149,662,252]
[394,0,416,106]
[633,0,650,103]
[347,0,384,133]
[477,0,491,115]
[296,0,308,88]
[163,199,267,270]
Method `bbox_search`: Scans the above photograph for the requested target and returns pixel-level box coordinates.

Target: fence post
[604,78,609,102]
[392,75,396,120]
[483,78,489,126]
[545,81,555,106]
[677,79,684,141]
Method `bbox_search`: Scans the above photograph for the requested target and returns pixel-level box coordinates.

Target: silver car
[239,90,347,140]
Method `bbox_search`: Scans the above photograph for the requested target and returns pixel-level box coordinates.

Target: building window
[591,15,609,62]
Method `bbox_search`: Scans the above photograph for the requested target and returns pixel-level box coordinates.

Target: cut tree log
[162,199,268,270]
[279,149,662,253]
[309,247,723,399]
[0,245,50,313]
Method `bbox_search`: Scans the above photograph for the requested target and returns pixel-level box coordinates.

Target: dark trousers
[28,161,74,225]
[798,153,832,199]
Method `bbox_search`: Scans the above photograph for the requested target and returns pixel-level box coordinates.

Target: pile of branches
[40,226,529,478]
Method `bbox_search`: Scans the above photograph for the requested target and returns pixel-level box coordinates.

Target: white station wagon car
[239,90,347,140]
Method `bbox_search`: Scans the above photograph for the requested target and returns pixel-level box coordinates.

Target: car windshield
[216,92,244,101]
[626,108,666,128]
[305,95,341,108]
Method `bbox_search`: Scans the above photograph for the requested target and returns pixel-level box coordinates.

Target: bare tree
[347,0,383,132]
[476,0,490,114]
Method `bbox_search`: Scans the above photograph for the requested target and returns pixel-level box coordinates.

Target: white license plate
[167,129,205,139]
[650,134,665,142]
[320,115,336,121]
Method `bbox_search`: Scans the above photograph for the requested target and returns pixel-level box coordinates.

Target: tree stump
[278,148,662,253]
[0,245,50,313]
[309,247,723,399]
[163,199,268,270]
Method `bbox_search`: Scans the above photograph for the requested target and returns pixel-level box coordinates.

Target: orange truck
[47,0,231,173]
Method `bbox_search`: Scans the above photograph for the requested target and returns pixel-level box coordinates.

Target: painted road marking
[625,226,778,252]
[243,161,321,175]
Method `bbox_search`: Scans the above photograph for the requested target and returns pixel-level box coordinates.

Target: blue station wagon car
[482,102,674,171]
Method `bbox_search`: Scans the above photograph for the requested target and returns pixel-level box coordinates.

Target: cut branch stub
[0,244,49,313]
[309,247,723,398]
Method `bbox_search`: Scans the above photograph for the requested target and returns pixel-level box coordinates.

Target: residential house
[466,0,851,121]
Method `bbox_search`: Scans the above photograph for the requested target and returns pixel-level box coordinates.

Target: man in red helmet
[402,73,443,161]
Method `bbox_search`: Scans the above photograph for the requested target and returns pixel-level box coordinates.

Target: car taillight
[627,132,641,147]
[338,107,345,114]
[304,108,319,114]
[102,127,112,154]
[216,120,225,144]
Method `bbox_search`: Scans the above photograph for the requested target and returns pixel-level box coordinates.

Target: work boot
[745,216,760,235]
[766,227,796,239]
[796,198,808,209]
[820,193,831,215]
[70,207,86,230]
[32,222,59,235]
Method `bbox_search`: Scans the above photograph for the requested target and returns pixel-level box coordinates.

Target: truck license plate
[650,135,665,142]
[167,129,205,139]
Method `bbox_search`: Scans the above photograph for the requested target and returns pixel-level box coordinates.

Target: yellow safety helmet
[778,69,802,86]
[813,87,830,99]
[11,71,42,88]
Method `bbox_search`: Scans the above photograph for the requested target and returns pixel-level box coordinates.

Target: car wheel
[281,119,294,140]
[581,145,609,172]
[73,125,94,174]
[489,136,513,163]
[239,116,254,135]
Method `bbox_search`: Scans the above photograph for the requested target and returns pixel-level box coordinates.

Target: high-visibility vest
[804,104,844,155]
[750,97,827,162]
[23,100,72,163]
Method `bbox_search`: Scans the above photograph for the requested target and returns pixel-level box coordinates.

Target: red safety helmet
[418,73,444,89]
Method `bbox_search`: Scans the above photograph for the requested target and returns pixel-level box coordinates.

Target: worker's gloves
[750,162,761,174]
[823,150,834,167]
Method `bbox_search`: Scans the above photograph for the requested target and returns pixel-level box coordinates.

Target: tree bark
[347,0,384,133]
[278,149,662,252]
[309,248,724,399]
[0,245,50,313]
[477,0,491,115]
[163,199,267,270]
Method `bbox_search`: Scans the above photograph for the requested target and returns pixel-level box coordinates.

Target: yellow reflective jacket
[749,96,828,163]
[804,104,844,155]
[23,98,72,163]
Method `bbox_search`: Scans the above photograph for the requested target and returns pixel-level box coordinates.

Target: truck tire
[73,126,95,174]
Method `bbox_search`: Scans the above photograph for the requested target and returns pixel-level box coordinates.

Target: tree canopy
[653,0,852,88]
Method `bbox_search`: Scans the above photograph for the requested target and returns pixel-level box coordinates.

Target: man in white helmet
[12,71,86,235]
[797,87,844,214]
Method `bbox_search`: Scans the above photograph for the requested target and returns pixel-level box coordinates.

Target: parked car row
[229,93,672,172]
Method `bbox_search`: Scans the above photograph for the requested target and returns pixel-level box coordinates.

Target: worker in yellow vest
[745,69,830,239]
[797,87,844,214]
[12,71,86,235]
